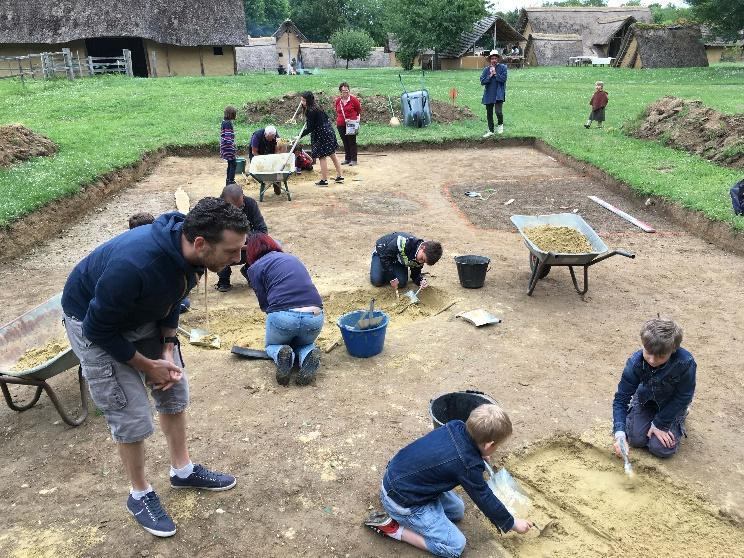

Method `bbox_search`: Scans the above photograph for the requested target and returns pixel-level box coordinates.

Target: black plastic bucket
[454,255,490,288]
[428,390,498,429]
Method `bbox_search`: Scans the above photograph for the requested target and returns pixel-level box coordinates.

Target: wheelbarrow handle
[587,250,635,266]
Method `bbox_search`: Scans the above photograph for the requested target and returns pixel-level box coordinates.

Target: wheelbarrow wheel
[529,253,551,279]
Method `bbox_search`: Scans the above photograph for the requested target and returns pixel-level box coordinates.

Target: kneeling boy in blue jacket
[365,404,533,557]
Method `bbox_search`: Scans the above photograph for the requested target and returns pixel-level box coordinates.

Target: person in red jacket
[585,81,609,129]
[335,82,362,166]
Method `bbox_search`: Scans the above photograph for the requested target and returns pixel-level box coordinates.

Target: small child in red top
[293,144,315,174]
[585,81,608,129]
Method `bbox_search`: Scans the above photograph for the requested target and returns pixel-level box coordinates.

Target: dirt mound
[243,93,473,125]
[0,124,58,168]
[629,96,744,168]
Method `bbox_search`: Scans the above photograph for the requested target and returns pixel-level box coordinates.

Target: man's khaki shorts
[64,316,189,443]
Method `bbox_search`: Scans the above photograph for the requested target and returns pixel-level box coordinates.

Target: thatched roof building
[615,24,709,69]
[273,20,308,66]
[0,0,247,77]
[236,37,279,73]
[388,15,523,70]
[524,34,583,67]
[517,7,652,64]
[701,26,744,63]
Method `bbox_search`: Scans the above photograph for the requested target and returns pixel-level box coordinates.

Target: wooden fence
[0,48,133,81]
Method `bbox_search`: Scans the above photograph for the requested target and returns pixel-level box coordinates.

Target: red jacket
[335,95,362,126]
[590,91,608,111]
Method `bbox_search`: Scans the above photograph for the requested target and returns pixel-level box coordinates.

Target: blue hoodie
[62,212,203,363]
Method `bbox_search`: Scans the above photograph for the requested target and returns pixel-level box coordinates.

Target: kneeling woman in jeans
[245,233,324,386]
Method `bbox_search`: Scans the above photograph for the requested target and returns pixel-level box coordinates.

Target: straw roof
[273,19,308,43]
[236,41,279,72]
[615,25,709,68]
[438,15,525,58]
[0,0,248,46]
[248,36,277,46]
[525,33,583,66]
[518,7,652,55]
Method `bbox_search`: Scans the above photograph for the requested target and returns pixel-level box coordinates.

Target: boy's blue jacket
[62,212,203,363]
[480,64,507,104]
[612,348,696,432]
[383,420,515,532]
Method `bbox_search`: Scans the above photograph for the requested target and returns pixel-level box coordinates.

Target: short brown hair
[128,212,155,229]
[224,105,237,120]
[423,241,443,265]
[466,404,512,446]
[339,82,350,92]
[640,317,682,356]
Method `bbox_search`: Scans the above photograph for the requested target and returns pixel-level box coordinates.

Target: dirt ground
[0,124,57,168]
[629,96,744,169]
[243,93,473,124]
[2,147,744,558]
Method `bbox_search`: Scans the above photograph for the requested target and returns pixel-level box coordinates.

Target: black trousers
[226,159,236,184]
[337,125,358,162]
[485,102,504,132]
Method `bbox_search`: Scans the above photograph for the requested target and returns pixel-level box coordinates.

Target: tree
[331,29,376,68]
[290,0,347,42]
[492,8,520,28]
[646,3,695,24]
[686,0,744,39]
[387,0,487,68]
[244,0,290,37]
[343,0,389,45]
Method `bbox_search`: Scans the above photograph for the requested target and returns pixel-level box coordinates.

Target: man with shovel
[62,197,249,538]
[215,182,268,292]
[370,232,443,295]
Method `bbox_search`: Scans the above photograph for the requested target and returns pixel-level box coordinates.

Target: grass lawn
[0,64,742,229]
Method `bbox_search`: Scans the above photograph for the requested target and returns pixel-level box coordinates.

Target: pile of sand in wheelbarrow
[243,93,474,124]
[10,338,69,371]
[0,124,58,168]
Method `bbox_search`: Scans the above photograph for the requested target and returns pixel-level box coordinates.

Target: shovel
[285,99,302,124]
[177,326,221,349]
[403,286,423,304]
[356,298,384,330]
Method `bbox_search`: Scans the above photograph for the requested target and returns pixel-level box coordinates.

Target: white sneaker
[482,131,494,138]
[497,125,504,135]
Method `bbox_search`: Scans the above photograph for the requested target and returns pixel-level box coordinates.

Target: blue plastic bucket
[337,310,389,358]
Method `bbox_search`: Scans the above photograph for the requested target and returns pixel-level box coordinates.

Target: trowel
[403,286,423,304]
[618,436,634,478]
[356,298,384,330]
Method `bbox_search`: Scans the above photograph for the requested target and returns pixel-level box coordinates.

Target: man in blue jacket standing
[62,197,249,538]
[480,50,508,137]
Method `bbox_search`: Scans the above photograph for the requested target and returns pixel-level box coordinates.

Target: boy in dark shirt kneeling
[365,404,532,557]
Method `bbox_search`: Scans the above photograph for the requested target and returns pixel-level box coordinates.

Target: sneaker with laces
[364,511,400,537]
[215,282,232,292]
[170,464,237,491]
[127,491,177,537]
[497,124,504,135]
[296,348,320,385]
[275,345,294,386]
[482,131,494,138]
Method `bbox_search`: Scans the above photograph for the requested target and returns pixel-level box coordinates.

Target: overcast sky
[492,0,689,10]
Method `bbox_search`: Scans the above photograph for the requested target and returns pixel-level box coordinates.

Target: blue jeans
[381,483,466,558]
[370,252,409,288]
[265,310,324,366]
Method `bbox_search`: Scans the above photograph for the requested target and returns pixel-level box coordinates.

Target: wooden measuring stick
[204,269,209,330]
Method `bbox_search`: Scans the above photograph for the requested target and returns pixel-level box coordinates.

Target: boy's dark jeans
[226,158,236,184]
[370,252,409,288]
[626,399,686,458]
[337,125,358,162]
[485,102,504,132]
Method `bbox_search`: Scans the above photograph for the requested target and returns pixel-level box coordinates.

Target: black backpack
[731,179,744,216]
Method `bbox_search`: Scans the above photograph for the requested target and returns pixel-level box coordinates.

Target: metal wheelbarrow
[249,153,296,202]
[0,293,88,426]
[510,213,635,296]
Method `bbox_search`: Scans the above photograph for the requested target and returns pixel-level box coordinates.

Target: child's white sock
[130,484,153,500]
[388,525,404,540]
[170,461,194,479]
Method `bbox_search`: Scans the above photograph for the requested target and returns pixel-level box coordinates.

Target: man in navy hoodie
[62,197,249,538]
